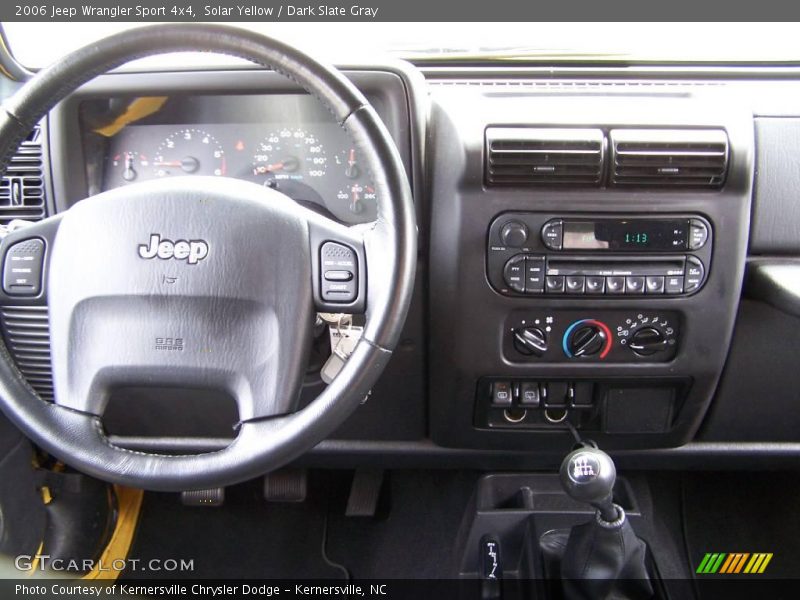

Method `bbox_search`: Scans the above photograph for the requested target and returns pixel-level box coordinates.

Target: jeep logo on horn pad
[138,234,209,265]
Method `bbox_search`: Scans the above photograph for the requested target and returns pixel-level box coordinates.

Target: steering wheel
[0,24,416,491]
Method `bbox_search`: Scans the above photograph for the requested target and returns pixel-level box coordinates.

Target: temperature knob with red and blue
[562,319,614,359]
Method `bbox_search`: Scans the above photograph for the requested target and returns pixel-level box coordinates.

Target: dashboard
[6,58,800,470]
[82,94,378,224]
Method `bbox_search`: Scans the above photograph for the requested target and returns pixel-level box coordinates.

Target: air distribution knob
[629,327,667,356]
[500,221,529,248]
[513,326,548,356]
[567,324,608,358]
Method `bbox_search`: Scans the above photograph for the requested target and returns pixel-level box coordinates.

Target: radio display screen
[562,219,688,251]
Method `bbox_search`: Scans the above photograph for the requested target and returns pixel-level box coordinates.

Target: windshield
[4,22,800,69]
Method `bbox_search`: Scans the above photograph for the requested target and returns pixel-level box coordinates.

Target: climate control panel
[504,309,680,363]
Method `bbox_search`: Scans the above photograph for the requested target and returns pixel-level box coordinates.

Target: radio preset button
[565,275,585,294]
[665,276,684,294]
[545,275,565,293]
[585,276,605,294]
[541,220,563,250]
[625,276,645,294]
[606,276,626,294]
[688,219,709,250]
[645,276,666,294]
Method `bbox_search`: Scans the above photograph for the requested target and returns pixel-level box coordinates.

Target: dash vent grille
[0,126,46,224]
[610,129,729,188]
[485,127,605,186]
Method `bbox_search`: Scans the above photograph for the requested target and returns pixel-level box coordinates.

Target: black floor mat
[124,470,478,580]
[325,470,478,578]
[682,471,800,580]
[124,476,344,579]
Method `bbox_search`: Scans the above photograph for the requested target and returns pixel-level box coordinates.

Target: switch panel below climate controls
[504,309,680,363]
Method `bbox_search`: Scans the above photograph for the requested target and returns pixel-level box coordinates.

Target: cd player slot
[547,258,686,278]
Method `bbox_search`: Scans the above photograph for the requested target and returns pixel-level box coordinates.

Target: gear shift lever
[539,439,654,599]
[559,443,619,522]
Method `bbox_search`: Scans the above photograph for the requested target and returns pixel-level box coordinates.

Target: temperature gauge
[110,151,149,184]
[335,182,377,216]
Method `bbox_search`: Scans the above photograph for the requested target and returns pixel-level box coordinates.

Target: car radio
[487,213,712,297]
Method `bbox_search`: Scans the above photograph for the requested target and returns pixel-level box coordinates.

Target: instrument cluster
[100,96,379,224]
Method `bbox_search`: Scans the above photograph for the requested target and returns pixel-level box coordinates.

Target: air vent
[610,129,729,188]
[0,126,46,224]
[485,128,604,185]
[0,306,53,401]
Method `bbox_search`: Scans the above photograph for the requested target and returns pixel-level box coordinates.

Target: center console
[427,85,754,453]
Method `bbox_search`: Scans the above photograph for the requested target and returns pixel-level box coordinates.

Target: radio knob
[629,327,668,356]
[513,326,548,357]
[500,221,529,248]
[567,325,607,358]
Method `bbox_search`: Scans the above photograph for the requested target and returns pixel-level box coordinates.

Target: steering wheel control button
[324,270,353,282]
[585,276,605,294]
[503,255,526,293]
[541,219,563,250]
[320,242,358,303]
[606,276,625,294]
[688,219,709,250]
[491,381,513,406]
[645,276,665,294]
[565,275,585,294]
[3,238,45,296]
[525,257,545,293]
[684,257,706,292]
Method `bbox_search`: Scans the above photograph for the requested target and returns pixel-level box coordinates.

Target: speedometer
[251,128,327,185]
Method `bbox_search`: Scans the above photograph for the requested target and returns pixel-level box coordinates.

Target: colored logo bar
[696,552,773,574]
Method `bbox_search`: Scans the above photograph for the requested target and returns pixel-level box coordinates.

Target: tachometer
[252,128,327,185]
[153,128,226,177]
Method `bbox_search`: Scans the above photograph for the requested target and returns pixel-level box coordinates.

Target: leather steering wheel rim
[0,24,416,491]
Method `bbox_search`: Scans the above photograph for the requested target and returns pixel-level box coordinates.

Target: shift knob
[559,444,617,519]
